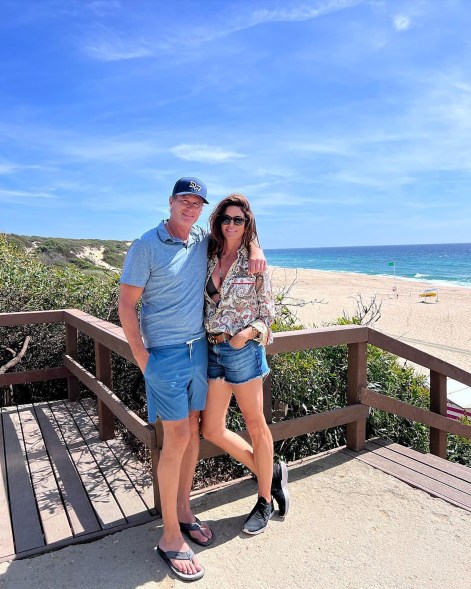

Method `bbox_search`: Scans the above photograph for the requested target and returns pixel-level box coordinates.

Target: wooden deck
[345,438,471,512]
[0,398,157,563]
[1,397,470,564]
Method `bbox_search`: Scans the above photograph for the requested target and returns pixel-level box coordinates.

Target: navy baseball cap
[172,177,208,204]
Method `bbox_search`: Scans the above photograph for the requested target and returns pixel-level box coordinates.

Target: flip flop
[156,545,205,582]
[179,517,215,547]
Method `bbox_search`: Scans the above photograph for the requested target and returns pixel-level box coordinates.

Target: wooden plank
[60,401,151,523]
[346,342,367,451]
[0,310,64,327]
[360,387,471,440]
[33,404,101,536]
[199,404,370,459]
[267,325,368,355]
[2,407,45,553]
[429,371,447,458]
[367,328,471,386]
[63,355,153,447]
[0,366,68,387]
[363,441,471,497]
[80,398,155,512]
[49,401,126,529]
[369,438,471,484]
[17,406,72,544]
[63,310,135,364]
[0,410,15,558]
[347,446,471,511]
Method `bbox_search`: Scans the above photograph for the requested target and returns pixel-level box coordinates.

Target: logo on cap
[189,180,201,192]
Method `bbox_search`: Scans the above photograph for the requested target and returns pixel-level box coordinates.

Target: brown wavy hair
[208,193,259,258]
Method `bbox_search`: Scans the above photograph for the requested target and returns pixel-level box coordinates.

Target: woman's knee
[201,420,225,443]
[245,415,271,441]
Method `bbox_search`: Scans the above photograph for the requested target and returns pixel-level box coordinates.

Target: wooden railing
[1,309,470,514]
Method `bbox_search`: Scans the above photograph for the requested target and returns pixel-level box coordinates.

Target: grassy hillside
[6,233,130,272]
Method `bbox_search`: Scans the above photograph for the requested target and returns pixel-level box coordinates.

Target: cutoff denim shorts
[207,339,269,384]
[143,337,208,422]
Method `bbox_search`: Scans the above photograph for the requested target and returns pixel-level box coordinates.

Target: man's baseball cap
[172,177,208,204]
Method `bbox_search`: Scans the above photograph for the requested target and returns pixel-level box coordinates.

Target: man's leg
[176,410,212,543]
[158,417,203,576]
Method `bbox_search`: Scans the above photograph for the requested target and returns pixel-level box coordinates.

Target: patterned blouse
[204,245,275,345]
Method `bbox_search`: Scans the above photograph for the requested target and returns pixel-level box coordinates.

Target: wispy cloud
[248,0,364,27]
[81,26,153,62]
[170,144,246,163]
[393,14,411,32]
[63,138,160,161]
[0,189,56,201]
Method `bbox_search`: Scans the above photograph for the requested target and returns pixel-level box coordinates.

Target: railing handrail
[1,307,470,511]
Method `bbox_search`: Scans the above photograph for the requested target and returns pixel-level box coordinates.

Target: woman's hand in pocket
[228,329,250,349]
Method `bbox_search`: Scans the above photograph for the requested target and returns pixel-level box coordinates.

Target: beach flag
[388,262,395,266]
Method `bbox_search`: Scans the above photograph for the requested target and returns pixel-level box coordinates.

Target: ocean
[265,243,471,288]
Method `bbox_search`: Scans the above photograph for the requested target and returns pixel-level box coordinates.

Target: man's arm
[118,283,149,373]
[248,241,266,274]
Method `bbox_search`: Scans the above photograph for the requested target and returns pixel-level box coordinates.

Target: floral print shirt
[204,245,275,345]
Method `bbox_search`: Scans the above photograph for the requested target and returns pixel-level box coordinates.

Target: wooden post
[95,342,115,440]
[346,341,368,451]
[150,420,163,515]
[65,323,80,401]
[430,370,447,458]
[263,357,273,424]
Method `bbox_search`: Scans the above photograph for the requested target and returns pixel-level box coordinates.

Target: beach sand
[270,267,471,376]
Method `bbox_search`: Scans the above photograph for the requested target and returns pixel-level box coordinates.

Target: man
[118,177,269,581]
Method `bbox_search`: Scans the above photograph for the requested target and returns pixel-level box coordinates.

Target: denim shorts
[143,337,208,422]
[207,339,269,384]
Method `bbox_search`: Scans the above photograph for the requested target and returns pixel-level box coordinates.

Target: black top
[206,274,219,297]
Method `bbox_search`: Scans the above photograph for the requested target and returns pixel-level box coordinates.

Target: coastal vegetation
[1,233,470,484]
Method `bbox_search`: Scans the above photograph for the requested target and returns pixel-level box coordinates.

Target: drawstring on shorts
[185,337,199,359]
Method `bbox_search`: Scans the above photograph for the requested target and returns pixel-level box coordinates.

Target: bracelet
[251,326,259,340]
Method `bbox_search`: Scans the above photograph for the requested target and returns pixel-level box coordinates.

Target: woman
[202,193,289,535]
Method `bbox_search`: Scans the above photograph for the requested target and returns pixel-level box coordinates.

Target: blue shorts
[207,340,269,384]
[144,338,208,422]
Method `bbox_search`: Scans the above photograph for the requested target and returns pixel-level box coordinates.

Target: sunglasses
[220,214,246,226]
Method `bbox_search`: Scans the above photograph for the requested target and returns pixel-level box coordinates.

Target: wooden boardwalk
[345,438,471,512]
[0,399,157,563]
[1,397,470,563]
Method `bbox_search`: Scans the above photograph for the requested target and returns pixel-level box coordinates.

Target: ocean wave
[414,273,428,278]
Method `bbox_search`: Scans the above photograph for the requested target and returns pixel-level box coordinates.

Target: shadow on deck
[0,399,156,563]
[1,396,470,563]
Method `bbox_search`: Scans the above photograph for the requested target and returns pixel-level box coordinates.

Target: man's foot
[179,517,215,546]
[242,497,274,535]
[157,537,203,580]
[271,461,290,517]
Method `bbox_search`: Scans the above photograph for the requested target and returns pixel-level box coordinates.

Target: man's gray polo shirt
[120,221,209,348]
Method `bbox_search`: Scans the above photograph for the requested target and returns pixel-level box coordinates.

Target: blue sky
[1,0,470,248]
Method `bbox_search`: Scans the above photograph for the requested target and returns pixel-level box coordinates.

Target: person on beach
[118,178,266,582]
[202,194,289,535]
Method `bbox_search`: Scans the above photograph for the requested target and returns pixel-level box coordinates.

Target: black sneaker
[271,461,289,517]
[242,497,274,535]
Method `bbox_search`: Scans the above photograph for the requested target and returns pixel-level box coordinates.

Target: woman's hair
[208,193,259,258]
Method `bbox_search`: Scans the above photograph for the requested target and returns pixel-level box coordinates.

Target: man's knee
[161,419,192,453]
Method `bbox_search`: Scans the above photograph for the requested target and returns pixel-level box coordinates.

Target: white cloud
[393,14,411,32]
[249,0,363,27]
[82,27,153,62]
[170,144,246,163]
[64,138,160,161]
[0,189,55,200]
